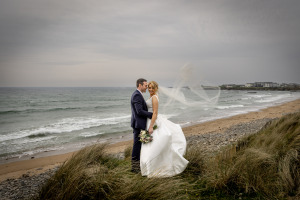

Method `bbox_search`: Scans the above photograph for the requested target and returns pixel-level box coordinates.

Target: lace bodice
[146,95,159,112]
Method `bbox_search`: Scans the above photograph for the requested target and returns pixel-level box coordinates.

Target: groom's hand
[148,127,153,134]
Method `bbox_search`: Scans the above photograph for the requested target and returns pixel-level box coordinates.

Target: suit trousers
[132,128,142,162]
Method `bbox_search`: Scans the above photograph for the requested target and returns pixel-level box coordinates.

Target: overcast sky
[0,0,299,87]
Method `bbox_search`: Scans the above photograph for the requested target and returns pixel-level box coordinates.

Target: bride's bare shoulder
[152,95,159,101]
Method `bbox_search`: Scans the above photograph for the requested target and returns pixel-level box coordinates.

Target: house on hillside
[245,83,254,87]
[263,82,279,87]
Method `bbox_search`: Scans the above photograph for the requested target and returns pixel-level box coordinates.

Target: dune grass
[207,112,300,199]
[35,144,190,200]
[35,112,300,199]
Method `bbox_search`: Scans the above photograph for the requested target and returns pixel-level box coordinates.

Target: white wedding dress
[140,95,189,177]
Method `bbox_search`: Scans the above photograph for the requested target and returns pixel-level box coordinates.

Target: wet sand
[0,98,300,182]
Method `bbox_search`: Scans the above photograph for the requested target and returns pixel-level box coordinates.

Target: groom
[130,78,153,173]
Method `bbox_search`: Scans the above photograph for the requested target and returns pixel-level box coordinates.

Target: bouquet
[139,125,158,144]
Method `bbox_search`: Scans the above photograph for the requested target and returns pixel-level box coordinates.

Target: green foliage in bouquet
[139,125,158,144]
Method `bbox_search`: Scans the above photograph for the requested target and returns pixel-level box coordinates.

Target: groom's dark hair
[136,78,147,88]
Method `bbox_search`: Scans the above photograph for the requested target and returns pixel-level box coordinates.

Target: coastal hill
[220,82,300,91]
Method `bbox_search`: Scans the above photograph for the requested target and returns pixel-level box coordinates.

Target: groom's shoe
[131,160,140,173]
[131,168,140,173]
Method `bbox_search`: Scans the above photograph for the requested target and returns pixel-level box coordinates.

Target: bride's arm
[148,96,158,134]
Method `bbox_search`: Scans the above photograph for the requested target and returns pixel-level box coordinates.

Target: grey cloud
[0,0,299,86]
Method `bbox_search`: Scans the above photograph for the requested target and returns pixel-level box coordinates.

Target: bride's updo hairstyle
[148,81,159,94]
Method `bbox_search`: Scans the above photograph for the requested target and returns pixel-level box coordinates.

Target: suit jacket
[131,90,153,130]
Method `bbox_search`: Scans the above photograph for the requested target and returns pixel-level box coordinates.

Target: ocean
[0,87,299,163]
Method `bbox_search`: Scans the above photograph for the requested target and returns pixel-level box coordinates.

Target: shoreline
[0,98,300,182]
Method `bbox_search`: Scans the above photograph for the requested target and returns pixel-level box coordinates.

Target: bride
[140,81,189,177]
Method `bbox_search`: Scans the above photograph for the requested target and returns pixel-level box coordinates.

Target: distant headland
[220,82,300,91]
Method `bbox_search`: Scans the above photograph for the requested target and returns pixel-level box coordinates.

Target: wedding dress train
[140,95,188,177]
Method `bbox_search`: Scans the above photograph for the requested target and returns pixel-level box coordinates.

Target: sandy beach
[1,98,300,183]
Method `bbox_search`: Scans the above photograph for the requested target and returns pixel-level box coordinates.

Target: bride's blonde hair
[148,81,159,94]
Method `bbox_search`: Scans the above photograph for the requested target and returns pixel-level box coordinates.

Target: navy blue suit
[131,90,152,164]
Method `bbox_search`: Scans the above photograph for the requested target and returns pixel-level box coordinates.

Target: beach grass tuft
[35,143,190,200]
[35,112,300,199]
[124,145,132,160]
[207,112,300,199]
